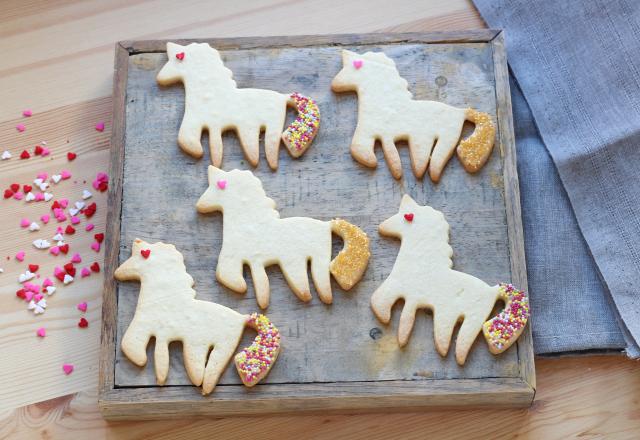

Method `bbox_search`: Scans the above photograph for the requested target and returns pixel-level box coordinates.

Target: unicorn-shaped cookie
[332,50,495,182]
[115,239,281,394]
[197,166,371,309]
[157,42,320,169]
[370,195,529,365]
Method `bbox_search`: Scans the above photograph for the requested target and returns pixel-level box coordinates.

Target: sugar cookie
[370,195,529,365]
[332,50,495,182]
[157,42,320,169]
[197,166,370,309]
[115,239,281,394]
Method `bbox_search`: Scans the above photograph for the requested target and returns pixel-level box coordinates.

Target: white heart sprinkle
[74,201,85,210]
[28,299,47,314]
[82,190,92,200]
[34,178,44,186]
[29,222,40,232]
[1,151,11,160]
[63,274,74,285]
[57,240,65,246]
[69,208,79,216]
[25,192,36,202]
[51,175,62,184]
[52,233,64,241]
[43,192,53,202]
[46,286,56,295]
[19,271,35,283]
[33,239,51,249]
[0,268,4,273]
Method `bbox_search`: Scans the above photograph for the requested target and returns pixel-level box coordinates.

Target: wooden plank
[100,32,534,418]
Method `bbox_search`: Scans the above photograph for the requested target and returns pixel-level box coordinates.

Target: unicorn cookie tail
[234,313,281,387]
[329,218,371,290]
[483,283,530,354]
[456,108,496,173]
[282,92,320,158]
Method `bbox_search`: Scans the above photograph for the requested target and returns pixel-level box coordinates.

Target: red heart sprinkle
[23,185,32,193]
[94,233,104,243]
[16,289,26,299]
[55,271,65,282]
[84,203,96,218]
[28,264,39,273]
[404,213,414,222]
[59,244,70,255]
[51,200,61,210]
[98,181,108,192]
[176,52,185,60]
[65,225,76,235]
[3,189,13,199]
[90,262,100,273]
[64,263,76,276]
[20,150,30,159]
[67,152,77,161]
[34,145,43,155]
[140,249,151,259]
[10,183,20,193]
[78,318,88,328]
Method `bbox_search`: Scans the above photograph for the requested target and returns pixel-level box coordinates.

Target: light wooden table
[0,1,638,438]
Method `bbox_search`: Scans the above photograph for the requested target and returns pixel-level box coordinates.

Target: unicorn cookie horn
[114,239,281,394]
[157,42,320,169]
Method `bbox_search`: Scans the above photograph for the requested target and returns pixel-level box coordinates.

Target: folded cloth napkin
[473,0,640,356]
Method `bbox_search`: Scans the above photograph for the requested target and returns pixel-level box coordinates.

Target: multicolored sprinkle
[282,92,320,157]
[234,313,281,387]
[483,283,530,353]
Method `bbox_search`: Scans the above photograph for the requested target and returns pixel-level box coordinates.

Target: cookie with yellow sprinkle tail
[332,49,495,182]
[197,166,371,309]
[114,239,281,395]
[157,42,320,169]
[370,195,529,365]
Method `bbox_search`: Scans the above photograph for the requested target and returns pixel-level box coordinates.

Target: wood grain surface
[0,0,638,438]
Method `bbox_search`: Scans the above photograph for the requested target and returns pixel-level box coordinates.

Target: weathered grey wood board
[100,31,535,419]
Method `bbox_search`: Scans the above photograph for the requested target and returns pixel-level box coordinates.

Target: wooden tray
[99,31,535,420]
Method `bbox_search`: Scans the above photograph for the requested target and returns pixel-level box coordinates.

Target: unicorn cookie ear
[400,194,419,210]
[166,42,184,57]
[207,165,225,183]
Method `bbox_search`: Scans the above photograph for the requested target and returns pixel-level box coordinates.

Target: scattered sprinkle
[77,302,88,312]
[23,109,32,117]
[16,124,26,132]
[62,364,74,375]
[36,327,46,337]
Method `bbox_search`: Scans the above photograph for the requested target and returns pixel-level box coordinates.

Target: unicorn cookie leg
[370,195,529,364]
[114,239,281,394]
[157,42,320,169]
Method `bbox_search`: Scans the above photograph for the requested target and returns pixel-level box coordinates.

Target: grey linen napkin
[473,0,640,356]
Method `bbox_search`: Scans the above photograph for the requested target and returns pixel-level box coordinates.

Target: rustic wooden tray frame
[99,31,535,420]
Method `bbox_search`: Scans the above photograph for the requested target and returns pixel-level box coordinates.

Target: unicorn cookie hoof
[197,166,371,308]
[157,42,320,169]
[331,49,496,182]
[370,195,529,365]
[115,239,281,394]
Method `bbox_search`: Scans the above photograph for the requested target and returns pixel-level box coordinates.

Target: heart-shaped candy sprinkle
[62,364,74,375]
[404,213,414,222]
[141,249,151,259]
[353,59,363,69]
[217,179,227,190]
[176,52,185,60]
[77,302,88,313]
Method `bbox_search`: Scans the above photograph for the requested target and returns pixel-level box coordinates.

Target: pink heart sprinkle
[85,223,95,232]
[54,266,64,277]
[23,109,32,117]
[35,193,45,201]
[36,327,46,338]
[20,218,30,228]
[59,199,69,208]
[15,251,25,261]
[13,192,24,200]
[97,172,108,181]
[37,172,48,180]
[95,122,105,132]
[24,291,34,301]
[92,180,100,190]
[50,247,60,256]
[71,216,80,225]
[40,211,49,222]
[56,226,64,234]
[81,267,91,278]
[41,147,50,157]
[24,282,39,293]
[77,302,88,313]
[42,278,53,288]
[71,253,82,263]
[62,364,74,375]
[60,171,71,180]
[56,214,67,223]
[16,124,25,132]
[34,293,43,302]
[353,59,363,69]
[53,208,63,217]
[216,179,227,190]
[90,242,101,252]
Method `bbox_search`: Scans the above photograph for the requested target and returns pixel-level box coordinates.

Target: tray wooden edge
[98,31,536,420]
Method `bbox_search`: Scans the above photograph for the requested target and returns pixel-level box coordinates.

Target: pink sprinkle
[25,291,34,301]
[24,282,39,293]
[62,364,74,375]
[41,214,50,224]
[54,267,65,277]
[71,253,82,263]
[15,251,25,261]
[56,226,64,234]
[95,122,105,132]
[20,218,30,228]
[59,199,69,208]
[77,302,88,313]
[36,327,46,338]
[217,179,227,190]
[96,172,108,181]
[42,278,53,288]
[49,247,60,256]
[37,172,48,180]
[53,208,64,217]
[85,223,95,232]
[60,171,72,180]
[13,192,24,200]
[16,124,25,132]
[81,267,91,278]
[70,216,80,225]
[35,193,45,202]
[56,214,67,223]
[41,147,50,157]
[34,293,43,302]
[92,180,100,190]
[23,110,33,117]
[353,59,363,69]
[90,242,100,252]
